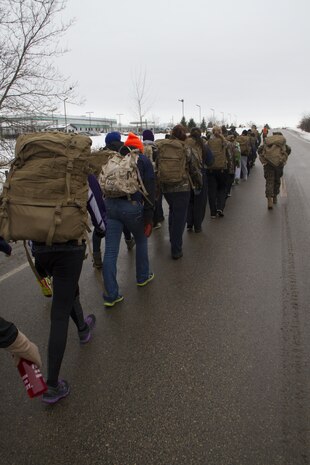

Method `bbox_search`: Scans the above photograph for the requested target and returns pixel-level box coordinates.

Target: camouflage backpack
[0,132,93,245]
[99,149,149,201]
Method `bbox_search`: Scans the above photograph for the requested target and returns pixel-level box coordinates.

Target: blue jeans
[164,191,190,255]
[103,199,150,301]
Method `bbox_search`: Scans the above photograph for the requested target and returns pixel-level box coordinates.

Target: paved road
[0,130,309,465]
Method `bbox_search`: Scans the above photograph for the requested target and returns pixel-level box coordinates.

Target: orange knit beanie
[124,132,144,152]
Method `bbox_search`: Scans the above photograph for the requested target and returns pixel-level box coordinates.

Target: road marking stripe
[0,262,29,283]
[280,177,287,198]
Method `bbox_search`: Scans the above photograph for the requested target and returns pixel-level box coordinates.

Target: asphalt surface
[0,129,309,465]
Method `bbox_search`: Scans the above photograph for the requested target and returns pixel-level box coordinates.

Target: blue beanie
[142,129,154,141]
[105,131,121,145]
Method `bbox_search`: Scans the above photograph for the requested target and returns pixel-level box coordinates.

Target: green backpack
[0,132,93,245]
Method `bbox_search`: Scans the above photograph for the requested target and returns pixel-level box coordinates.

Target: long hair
[171,124,187,141]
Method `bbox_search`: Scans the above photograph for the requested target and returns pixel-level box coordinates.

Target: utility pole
[86,111,94,131]
[116,113,124,132]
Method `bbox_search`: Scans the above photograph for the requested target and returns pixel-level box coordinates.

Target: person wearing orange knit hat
[102,132,155,307]
[123,132,144,153]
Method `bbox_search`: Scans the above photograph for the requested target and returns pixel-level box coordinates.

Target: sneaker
[137,273,155,287]
[187,225,193,232]
[217,209,224,217]
[153,223,162,230]
[42,380,70,404]
[78,314,96,344]
[194,228,202,233]
[125,237,136,251]
[37,276,53,298]
[211,215,217,219]
[103,295,124,307]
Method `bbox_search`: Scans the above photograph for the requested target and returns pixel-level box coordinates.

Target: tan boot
[267,197,273,209]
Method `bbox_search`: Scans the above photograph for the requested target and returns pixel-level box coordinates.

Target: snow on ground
[288,127,310,142]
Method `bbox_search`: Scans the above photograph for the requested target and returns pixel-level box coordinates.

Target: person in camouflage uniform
[258,132,291,209]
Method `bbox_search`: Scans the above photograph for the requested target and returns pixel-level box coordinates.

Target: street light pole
[178,99,184,119]
[64,98,68,132]
[210,108,215,125]
[116,113,124,132]
[196,104,201,125]
[220,112,225,125]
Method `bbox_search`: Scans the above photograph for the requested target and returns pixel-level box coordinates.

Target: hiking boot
[125,238,135,251]
[78,314,96,344]
[37,276,53,298]
[42,380,70,404]
[217,209,224,217]
[153,223,162,230]
[92,252,102,269]
[172,251,183,260]
[273,196,278,204]
[137,273,155,287]
[267,197,273,209]
[103,295,124,307]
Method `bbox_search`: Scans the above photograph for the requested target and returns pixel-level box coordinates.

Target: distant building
[0,114,117,136]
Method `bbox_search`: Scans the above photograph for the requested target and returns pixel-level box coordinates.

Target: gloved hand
[144,223,153,238]
[6,331,42,368]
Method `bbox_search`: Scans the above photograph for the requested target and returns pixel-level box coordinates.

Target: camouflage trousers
[263,164,283,198]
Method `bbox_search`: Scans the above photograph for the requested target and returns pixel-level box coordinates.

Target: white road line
[280,177,287,198]
[0,262,29,283]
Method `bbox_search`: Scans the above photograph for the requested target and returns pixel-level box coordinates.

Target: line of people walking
[0,123,291,405]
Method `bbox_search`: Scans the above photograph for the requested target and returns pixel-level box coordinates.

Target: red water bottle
[17,358,48,398]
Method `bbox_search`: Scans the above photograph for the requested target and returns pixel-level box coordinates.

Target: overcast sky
[57,0,310,128]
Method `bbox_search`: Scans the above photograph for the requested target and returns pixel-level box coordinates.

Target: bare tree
[131,69,152,132]
[0,0,75,185]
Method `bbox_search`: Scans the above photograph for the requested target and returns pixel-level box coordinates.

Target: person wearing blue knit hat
[104,132,123,152]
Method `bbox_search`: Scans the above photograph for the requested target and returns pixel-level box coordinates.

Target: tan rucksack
[0,132,93,245]
[156,139,188,184]
[236,135,250,156]
[263,135,288,167]
[207,137,227,170]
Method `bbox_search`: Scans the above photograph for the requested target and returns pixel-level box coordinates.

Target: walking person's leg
[207,172,217,217]
[34,245,86,403]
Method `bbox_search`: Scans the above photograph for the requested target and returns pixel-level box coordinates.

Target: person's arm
[87,174,107,237]
[0,317,42,367]
[138,156,155,230]
[0,237,12,256]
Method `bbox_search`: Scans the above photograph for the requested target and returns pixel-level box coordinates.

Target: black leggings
[33,244,86,386]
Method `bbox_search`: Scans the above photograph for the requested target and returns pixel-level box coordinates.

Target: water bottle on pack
[17,358,48,398]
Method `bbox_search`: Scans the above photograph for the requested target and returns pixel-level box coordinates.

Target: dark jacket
[0,317,18,348]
